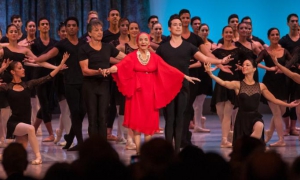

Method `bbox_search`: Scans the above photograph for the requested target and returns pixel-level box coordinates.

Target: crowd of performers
[0,8,300,165]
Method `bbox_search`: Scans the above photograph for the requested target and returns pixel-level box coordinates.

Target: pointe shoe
[125,142,136,150]
[220,140,232,148]
[31,158,42,165]
[227,131,233,143]
[54,129,63,144]
[201,116,206,128]
[42,135,55,142]
[264,130,272,143]
[269,140,286,147]
[193,126,211,133]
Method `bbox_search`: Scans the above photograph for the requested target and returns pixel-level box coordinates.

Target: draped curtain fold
[0,0,150,39]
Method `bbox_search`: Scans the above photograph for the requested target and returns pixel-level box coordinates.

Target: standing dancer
[156,14,232,152]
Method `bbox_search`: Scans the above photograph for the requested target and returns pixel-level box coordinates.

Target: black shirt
[102,29,120,43]
[55,38,86,84]
[0,33,27,43]
[31,37,57,78]
[252,35,265,46]
[78,43,119,79]
[279,34,300,54]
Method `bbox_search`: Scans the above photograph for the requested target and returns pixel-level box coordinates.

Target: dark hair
[244,58,257,68]
[287,13,298,22]
[64,17,79,27]
[152,22,162,29]
[2,143,28,174]
[10,15,21,23]
[267,27,280,37]
[38,17,49,27]
[8,61,21,72]
[228,14,239,24]
[108,8,120,16]
[179,9,190,17]
[57,22,65,32]
[168,14,181,27]
[25,20,35,27]
[118,17,129,27]
[148,15,158,23]
[241,16,252,24]
[87,19,103,32]
[222,25,233,34]
[237,22,248,29]
[6,24,18,34]
[199,23,209,30]
[191,16,201,25]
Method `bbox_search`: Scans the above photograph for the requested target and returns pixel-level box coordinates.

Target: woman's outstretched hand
[184,75,200,84]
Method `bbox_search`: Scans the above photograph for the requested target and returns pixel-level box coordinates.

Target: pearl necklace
[137,50,150,65]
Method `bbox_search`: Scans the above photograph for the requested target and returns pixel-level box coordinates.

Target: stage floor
[0,114,299,179]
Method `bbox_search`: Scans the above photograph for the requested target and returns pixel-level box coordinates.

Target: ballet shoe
[201,116,206,128]
[227,131,233,143]
[42,135,55,142]
[62,134,72,149]
[193,126,210,133]
[125,142,136,150]
[67,145,80,151]
[54,129,63,144]
[31,158,42,165]
[220,140,232,148]
[269,140,286,147]
[264,130,272,143]
[107,134,117,141]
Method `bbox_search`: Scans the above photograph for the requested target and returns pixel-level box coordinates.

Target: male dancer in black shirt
[156,14,232,152]
[0,15,26,43]
[279,13,300,136]
[102,8,120,43]
[27,17,86,151]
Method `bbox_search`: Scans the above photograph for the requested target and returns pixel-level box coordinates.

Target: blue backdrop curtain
[0,0,150,39]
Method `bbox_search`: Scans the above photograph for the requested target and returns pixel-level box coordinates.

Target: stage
[0,113,299,179]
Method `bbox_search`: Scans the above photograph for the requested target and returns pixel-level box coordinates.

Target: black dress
[0,47,26,108]
[211,48,243,112]
[0,75,52,139]
[233,81,264,144]
[255,49,290,103]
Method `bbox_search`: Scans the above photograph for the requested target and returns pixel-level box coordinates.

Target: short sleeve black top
[279,34,300,54]
[78,43,119,79]
[102,30,120,43]
[54,38,86,84]
[31,37,58,78]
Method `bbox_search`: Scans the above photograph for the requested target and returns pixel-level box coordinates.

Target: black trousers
[164,88,188,152]
[283,78,297,120]
[36,80,52,123]
[82,79,110,139]
[65,83,86,145]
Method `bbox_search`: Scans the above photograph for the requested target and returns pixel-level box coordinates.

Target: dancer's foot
[193,126,210,133]
[155,127,164,134]
[290,129,299,136]
[31,158,42,165]
[269,140,286,147]
[54,129,63,144]
[62,134,72,149]
[116,137,127,144]
[264,130,272,143]
[283,129,290,136]
[125,142,136,150]
[57,141,67,146]
[220,140,232,148]
[42,135,55,142]
[107,134,117,141]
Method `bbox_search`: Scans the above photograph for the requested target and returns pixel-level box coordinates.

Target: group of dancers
[0,8,300,164]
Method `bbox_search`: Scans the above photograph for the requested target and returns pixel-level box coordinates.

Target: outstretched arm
[194,51,232,65]
[261,83,299,107]
[0,58,12,73]
[272,55,300,84]
[204,63,239,90]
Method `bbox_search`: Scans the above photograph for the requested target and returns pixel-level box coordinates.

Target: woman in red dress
[102,32,199,154]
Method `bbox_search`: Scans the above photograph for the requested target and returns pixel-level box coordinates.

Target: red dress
[112,51,184,135]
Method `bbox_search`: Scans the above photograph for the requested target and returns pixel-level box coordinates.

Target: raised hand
[1,58,12,71]
[219,64,233,75]
[61,52,70,64]
[221,54,233,64]
[204,63,213,75]
[184,75,201,84]
[23,55,36,63]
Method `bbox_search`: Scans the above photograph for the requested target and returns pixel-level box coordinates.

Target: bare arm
[115,51,126,60]
[260,83,299,107]
[194,51,231,65]
[49,52,69,77]
[273,57,300,84]
[27,47,59,63]
[79,59,102,76]
[204,63,239,91]
[189,61,201,69]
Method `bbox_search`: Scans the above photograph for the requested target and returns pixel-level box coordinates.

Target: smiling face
[268,29,280,44]
[128,23,140,39]
[169,19,182,36]
[6,25,18,41]
[199,25,209,38]
[58,26,67,40]
[25,21,36,36]
[238,23,249,37]
[137,33,150,50]
[222,26,233,41]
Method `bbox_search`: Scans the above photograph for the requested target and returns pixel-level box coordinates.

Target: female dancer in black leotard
[205,59,299,145]
[0,53,69,165]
